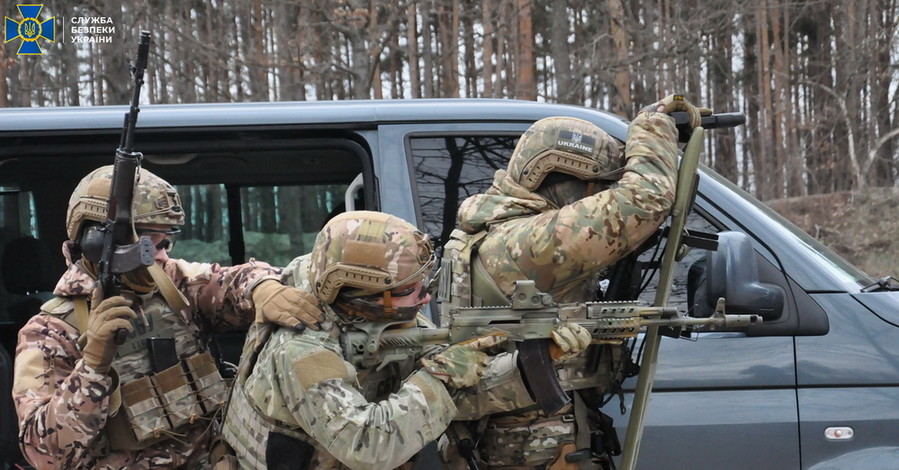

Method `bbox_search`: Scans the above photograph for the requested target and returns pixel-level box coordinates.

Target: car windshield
[701,167,874,290]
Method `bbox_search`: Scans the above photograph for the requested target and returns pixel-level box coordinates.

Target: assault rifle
[341,280,758,391]
[80,31,154,345]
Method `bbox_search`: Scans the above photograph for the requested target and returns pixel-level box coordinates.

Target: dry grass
[766,187,899,278]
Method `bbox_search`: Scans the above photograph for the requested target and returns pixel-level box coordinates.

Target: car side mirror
[705,231,785,321]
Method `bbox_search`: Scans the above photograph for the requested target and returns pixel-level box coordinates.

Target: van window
[174,183,347,267]
[410,136,518,246]
[0,188,37,241]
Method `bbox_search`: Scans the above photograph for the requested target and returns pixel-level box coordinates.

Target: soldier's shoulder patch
[292,349,349,390]
[40,296,74,316]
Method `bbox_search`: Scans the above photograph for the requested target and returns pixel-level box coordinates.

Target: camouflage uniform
[13,237,278,469]
[222,213,534,470]
[443,112,678,468]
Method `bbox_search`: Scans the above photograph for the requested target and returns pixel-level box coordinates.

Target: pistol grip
[114,328,128,345]
[517,338,571,416]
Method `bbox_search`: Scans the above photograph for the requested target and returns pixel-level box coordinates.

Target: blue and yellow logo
[5,4,55,55]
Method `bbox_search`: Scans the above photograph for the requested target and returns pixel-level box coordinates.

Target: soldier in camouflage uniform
[13,165,323,469]
[441,95,709,469]
[220,210,589,470]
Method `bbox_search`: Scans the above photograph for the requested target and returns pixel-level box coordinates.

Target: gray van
[1,99,897,469]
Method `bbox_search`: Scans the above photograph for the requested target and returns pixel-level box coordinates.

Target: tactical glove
[253,280,324,331]
[421,333,508,389]
[641,94,712,130]
[548,323,592,361]
[83,289,136,374]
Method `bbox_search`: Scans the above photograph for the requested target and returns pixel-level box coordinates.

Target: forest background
[2,0,898,277]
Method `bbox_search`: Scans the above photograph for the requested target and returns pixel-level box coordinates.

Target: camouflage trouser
[438,409,578,469]
[479,411,576,469]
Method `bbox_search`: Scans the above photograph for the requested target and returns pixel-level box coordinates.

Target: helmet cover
[509,116,624,191]
[66,165,185,240]
[309,211,434,321]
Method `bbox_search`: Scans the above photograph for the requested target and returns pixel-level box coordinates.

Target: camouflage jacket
[456,111,678,303]
[447,112,678,467]
[13,242,277,470]
[222,254,534,470]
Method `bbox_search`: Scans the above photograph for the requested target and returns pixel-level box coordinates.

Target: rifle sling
[146,263,190,312]
[573,392,592,451]
[72,297,90,347]
[70,264,187,346]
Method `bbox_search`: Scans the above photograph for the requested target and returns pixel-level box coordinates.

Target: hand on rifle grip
[84,288,135,373]
[114,328,128,345]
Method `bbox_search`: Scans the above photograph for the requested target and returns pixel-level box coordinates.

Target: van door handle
[694,332,748,339]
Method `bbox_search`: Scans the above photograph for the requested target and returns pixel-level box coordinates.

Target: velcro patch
[556,130,596,156]
[342,240,387,269]
[292,349,349,390]
[13,348,48,393]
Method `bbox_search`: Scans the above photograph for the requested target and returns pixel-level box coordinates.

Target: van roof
[0,98,629,133]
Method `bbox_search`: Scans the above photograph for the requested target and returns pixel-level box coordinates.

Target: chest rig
[46,264,228,453]
[222,313,425,470]
[439,229,630,469]
[438,229,509,323]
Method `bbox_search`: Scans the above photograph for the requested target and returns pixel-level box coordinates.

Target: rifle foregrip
[517,339,571,416]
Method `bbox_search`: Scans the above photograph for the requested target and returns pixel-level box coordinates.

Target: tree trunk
[371,0,383,99]
[756,0,775,200]
[461,0,477,97]
[514,0,536,100]
[709,21,737,183]
[608,0,631,115]
[438,0,460,97]
[421,1,435,97]
[482,0,495,97]
[550,0,572,103]
[407,3,421,98]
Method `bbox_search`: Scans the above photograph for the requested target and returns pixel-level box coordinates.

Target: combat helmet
[309,210,435,322]
[66,165,185,241]
[508,116,625,192]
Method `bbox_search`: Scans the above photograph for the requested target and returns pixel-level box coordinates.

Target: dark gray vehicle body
[1,99,896,469]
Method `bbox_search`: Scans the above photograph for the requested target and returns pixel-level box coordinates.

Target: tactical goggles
[136,227,180,252]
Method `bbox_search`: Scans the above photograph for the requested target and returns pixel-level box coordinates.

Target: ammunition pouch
[480,412,576,468]
[107,351,226,450]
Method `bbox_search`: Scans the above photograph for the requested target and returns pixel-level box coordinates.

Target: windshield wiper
[861,276,899,292]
